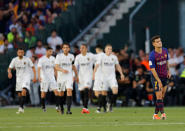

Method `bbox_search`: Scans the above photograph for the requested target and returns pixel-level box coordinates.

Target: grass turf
[0,107,185,131]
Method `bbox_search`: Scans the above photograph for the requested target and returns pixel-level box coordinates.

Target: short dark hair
[105,44,112,48]
[95,44,103,50]
[151,35,161,43]
[46,46,53,50]
[51,29,57,33]
[62,43,70,48]
[81,44,87,48]
[17,47,24,51]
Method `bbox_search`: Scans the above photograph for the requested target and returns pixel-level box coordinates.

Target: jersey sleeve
[96,54,102,65]
[74,56,79,67]
[55,55,60,65]
[28,58,34,67]
[115,56,119,65]
[149,52,155,68]
[165,48,169,60]
[9,58,15,69]
[37,58,42,67]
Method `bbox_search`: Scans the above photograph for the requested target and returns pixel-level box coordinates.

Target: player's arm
[54,67,58,80]
[72,65,79,83]
[93,64,99,80]
[32,66,37,83]
[38,67,41,82]
[7,59,15,79]
[55,64,68,73]
[115,64,125,80]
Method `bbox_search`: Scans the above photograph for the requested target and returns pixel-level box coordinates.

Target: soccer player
[55,43,78,114]
[92,45,107,113]
[93,44,124,112]
[149,35,171,120]
[8,48,36,114]
[74,44,95,114]
[38,47,58,112]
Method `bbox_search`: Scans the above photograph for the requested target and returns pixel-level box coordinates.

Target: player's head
[46,46,53,57]
[80,44,88,54]
[151,35,162,48]
[95,44,103,54]
[62,43,70,54]
[105,44,112,55]
[17,47,24,58]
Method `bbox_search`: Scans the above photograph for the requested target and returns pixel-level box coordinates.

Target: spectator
[0,33,4,46]
[47,29,63,51]
[35,40,46,58]
[24,31,37,48]
[175,48,184,65]
[26,46,36,58]
[132,66,147,106]
[168,49,178,76]
[0,39,13,54]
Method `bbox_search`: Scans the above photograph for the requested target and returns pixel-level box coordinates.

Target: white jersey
[9,56,33,82]
[38,55,56,82]
[55,53,74,82]
[74,53,95,78]
[94,52,104,80]
[97,53,119,79]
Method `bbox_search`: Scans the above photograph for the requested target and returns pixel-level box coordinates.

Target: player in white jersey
[92,45,107,113]
[38,47,58,112]
[55,43,78,114]
[8,48,36,114]
[74,44,95,114]
[94,44,124,112]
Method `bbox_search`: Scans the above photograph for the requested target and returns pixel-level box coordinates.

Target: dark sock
[84,88,89,109]
[111,94,117,107]
[102,95,107,111]
[157,100,164,114]
[80,91,85,107]
[66,96,72,112]
[20,96,26,108]
[41,98,45,109]
[56,96,60,107]
[60,96,64,110]
[18,96,22,107]
[97,94,102,109]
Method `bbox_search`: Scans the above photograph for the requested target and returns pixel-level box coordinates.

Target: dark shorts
[151,75,168,92]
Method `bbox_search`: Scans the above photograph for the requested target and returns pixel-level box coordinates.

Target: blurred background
[0,0,184,107]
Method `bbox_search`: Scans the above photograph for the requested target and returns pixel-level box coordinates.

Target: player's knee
[67,90,72,96]
[22,89,27,96]
[102,91,107,96]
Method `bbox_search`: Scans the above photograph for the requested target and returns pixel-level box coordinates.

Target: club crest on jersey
[87,58,90,61]
[112,58,114,61]
[165,54,167,58]
[24,62,26,65]
[70,58,72,61]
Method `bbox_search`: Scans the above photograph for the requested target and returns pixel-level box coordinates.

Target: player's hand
[32,77,37,83]
[92,74,95,81]
[158,80,163,91]
[120,74,125,81]
[8,72,12,79]
[62,69,68,74]
[167,71,171,79]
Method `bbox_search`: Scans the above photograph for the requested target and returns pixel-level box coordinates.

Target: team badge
[87,58,90,61]
[161,56,164,58]
[165,54,167,58]
[24,62,26,65]
[70,58,72,62]
[112,58,114,61]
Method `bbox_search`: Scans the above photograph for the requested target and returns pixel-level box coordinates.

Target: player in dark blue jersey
[149,35,171,120]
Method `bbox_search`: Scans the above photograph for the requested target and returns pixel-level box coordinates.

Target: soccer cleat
[81,108,87,114]
[16,107,24,114]
[96,108,101,113]
[56,106,60,112]
[161,113,166,120]
[66,111,72,115]
[60,109,64,115]
[85,109,90,114]
[42,108,46,112]
[153,114,161,120]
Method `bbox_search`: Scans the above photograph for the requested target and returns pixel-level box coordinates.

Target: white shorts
[93,79,106,91]
[16,81,30,92]
[103,77,118,90]
[78,77,92,91]
[57,80,73,92]
[40,82,57,92]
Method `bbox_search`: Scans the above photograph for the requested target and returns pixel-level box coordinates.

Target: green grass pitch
[0,107,185,131]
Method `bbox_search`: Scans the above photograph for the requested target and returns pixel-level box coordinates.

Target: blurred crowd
[0,0,74,54]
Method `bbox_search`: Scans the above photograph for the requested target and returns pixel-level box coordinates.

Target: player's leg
[83,87,89,110]
[161,85,168,120]
[40,82,48,112]
[58,91,65,114]
[53,89,60,112]
[110,87,118,112]
[102,91,107,112]
[94,91,102,113]
[66,88,73,114]
[17,91,22,108]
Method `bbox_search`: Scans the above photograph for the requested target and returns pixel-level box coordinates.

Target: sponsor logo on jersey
[157,60,167,65]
